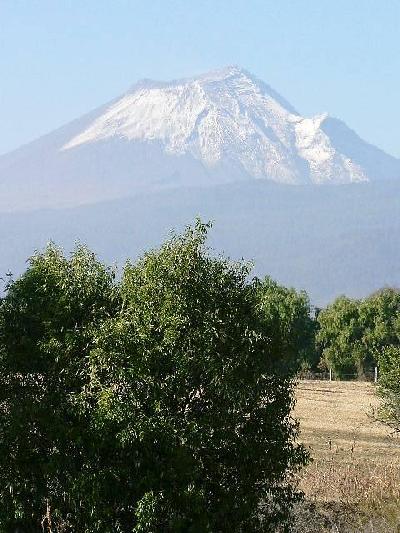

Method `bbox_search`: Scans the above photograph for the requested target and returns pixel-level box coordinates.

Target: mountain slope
[1,179,399,305]
[0,66,399,212]
[59,66,372,185]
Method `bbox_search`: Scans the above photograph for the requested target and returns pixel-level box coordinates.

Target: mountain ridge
[0,66,399,212]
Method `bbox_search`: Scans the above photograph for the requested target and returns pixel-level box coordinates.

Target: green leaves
[317,289,400,378]
[0,244,118,531]
[317,296,362,377]
[255,276,316,373]
[0,223,307,532]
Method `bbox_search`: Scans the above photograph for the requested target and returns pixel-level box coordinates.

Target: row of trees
[0,221,398,531]
[253,279,400,386]
[316,290,400,435]
[317,290,400,378]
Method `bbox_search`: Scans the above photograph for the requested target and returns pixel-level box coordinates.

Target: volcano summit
[1,66,399,212]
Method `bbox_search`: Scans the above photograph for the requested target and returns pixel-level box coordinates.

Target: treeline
[0,221,398,532]
[316,290,400,378]
[248,276,400,384]
[316,290,400,435]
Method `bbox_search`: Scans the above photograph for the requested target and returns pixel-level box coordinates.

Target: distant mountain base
[1,180,399,306]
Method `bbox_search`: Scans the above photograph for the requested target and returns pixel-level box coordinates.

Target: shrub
[0,223,308,531]
[0,245,117,531]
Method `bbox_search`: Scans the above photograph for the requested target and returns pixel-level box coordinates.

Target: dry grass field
[292,380,400,532]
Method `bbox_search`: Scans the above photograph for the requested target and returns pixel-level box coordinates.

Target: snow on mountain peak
[60,67,391,185]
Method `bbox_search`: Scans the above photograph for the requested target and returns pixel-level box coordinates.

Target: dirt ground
[291,380,400,532]
[294,379,400,465]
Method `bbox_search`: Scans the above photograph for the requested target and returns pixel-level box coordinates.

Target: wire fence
[298,368,378,383]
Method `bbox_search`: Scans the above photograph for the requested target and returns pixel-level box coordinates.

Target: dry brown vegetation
[292,380,400,532]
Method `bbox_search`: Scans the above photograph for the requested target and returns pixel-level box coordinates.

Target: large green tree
[85,222,307,531]
[0,223,308,532]
[316,296,364,377]
[360,288,400,362]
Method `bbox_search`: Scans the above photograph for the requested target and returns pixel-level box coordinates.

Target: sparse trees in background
[317,289,400,379]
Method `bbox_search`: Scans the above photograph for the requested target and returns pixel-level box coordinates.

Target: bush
[0,223,308,531]
[0,244,117,531]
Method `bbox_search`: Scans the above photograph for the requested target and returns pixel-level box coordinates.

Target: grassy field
[292,380,400,532]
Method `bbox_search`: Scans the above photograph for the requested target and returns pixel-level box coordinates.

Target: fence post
[329,368,332,382]
[374,366,378,383]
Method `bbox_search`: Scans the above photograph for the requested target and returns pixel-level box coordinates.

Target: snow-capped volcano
[62,66,366,185]
[0,66,399,211]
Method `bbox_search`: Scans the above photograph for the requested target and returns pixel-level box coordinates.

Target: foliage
[317,289,400,378]
[374,298,400,430]
[362,289,400,430]
[316,296,363,377]
[361,288,400,360]
[0,244,117,531]
[84,222,308,531]
[255,277,317,372]
[378,345,400,431]
[0,224,308,532]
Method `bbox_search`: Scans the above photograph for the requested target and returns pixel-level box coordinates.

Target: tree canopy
[317,289,400,378]
[255,276,317,372]
[0,244,118,531]
[0,223,308,532]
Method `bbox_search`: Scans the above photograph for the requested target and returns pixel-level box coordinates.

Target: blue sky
[1,0,399,156]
